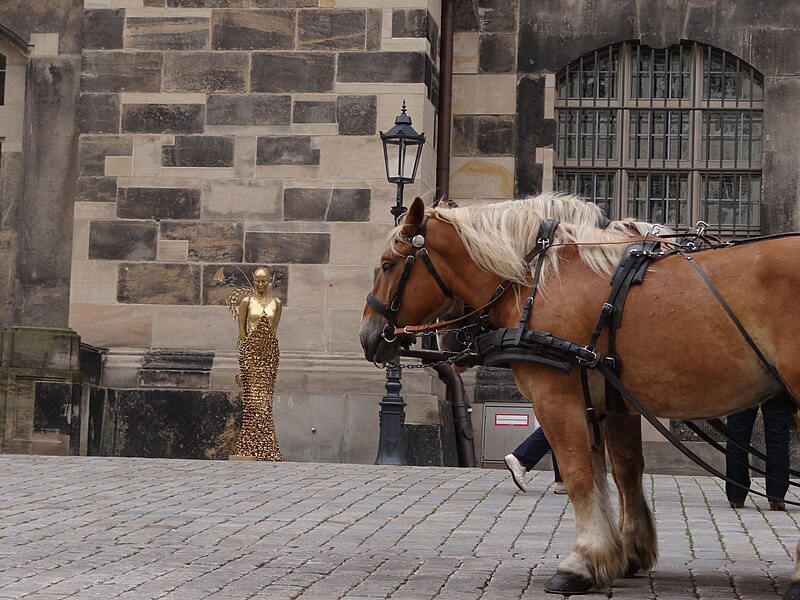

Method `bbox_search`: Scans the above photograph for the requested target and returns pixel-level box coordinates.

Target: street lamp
[380,100,426,224]
[375,101,425,465]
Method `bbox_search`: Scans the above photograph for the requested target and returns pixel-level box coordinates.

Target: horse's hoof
[783,582,800,600]
[544,571,594,595]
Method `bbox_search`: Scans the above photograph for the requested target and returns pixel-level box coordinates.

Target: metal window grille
[554,42,764,238]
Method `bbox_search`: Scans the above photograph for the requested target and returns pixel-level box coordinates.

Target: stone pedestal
[0,326,83,455]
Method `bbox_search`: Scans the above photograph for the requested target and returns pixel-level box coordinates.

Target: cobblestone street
[0,455,797,599]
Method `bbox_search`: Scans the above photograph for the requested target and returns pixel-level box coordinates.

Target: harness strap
[681,419,800,486]
[705,417,800,478]
[595,360,800,507]
[680,251,800,412]
[419,248,454,299]
[514,219,559,346]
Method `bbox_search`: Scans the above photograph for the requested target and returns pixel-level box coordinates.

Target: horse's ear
[400,197,426,235]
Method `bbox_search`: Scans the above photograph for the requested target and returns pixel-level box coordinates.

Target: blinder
[366,218,454,343]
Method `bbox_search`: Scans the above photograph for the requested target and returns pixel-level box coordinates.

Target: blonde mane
[388,193,669,291]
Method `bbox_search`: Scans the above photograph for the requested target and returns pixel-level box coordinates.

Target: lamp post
[375,101,425,465]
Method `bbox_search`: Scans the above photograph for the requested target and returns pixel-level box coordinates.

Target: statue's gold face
[253,271,270,295]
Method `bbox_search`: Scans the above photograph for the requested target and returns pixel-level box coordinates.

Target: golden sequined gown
[236,310,283,461]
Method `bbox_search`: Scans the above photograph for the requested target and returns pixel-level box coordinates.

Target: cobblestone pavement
[0,456,798,599]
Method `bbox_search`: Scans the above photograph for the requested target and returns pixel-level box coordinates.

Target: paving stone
[0,458,797,600]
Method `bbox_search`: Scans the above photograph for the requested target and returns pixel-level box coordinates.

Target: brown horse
[360,194,800,597]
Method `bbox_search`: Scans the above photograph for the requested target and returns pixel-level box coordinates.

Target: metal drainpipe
[432,364,477,468]
[435,0,455,205]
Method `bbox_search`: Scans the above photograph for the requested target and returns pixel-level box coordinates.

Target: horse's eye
[381,261,394,272]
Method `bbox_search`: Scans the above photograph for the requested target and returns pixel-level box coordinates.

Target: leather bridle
[366,218,454,343]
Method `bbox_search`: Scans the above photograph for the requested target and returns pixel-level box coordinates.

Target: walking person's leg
[761,396,791,511]
[725,406,758,508]
[505,427,552,493]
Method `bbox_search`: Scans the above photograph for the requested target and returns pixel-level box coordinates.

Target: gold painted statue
[227,267,283,461]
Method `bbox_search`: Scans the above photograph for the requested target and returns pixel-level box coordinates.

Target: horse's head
[360,197,460,364]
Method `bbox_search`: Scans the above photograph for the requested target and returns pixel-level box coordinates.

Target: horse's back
[611,235,800,419]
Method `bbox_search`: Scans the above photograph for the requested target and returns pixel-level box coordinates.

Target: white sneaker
[504,453,528,493]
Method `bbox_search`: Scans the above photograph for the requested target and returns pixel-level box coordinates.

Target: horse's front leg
[517,369,625,594]
[604,412,658,577]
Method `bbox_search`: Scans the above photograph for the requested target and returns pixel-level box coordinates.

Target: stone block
[157,239,189,262]
[251,52,335,93]
[297,9,366,51]
[454,32,479,74]
[284,188,370,222]
[479,33,516,73]
[89,221,158,261]
[276,307,326,352]
[292,101,336,124]
[202,263,288,306]
[328,222,388,266]
[392,8,427,38]
[207,94,291,126]
[337,52,424,84]
[163,51,248,93]
[77,93,120,134]
[78,135,133,176]
[83,9,125,49]
[69,304,154,348]
[125,16,210,50]
[122,104,205,134]
[366,9,381,50]
[476,115,515,155]
[245,232,330,264]
[161,136,235,168]
[118,263,201,304]
[149,305,236,351]
[167,0,246,6]
[139,350,215,388]
[75,202,117,220]
[82,50,162,93]
[92,388,238,459]
[452,115,477,156]
[452,74,517,114]
[70,261,119,304]
[201,179,283,221]
[316,136,385,180]
[105,156,133,177]
[256,136,319,166]
[336,95,377,136]
[476,0,518,33]
[118,187,202,220]
[131,136,166,176]
[160,221,244,262]
[0,326,81,371]
[211,9,295,50]
[75,177,118,203]
[449,156,515,199]
[252,0,316,6]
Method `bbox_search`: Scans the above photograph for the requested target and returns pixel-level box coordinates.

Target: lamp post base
[375,359,407,465]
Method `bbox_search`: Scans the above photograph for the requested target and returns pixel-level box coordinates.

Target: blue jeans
[512,426,562,482]
[725,396,791,503]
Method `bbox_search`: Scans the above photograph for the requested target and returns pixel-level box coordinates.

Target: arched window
[554,42,763,237]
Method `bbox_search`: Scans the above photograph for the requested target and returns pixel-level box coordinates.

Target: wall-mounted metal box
[481,402,538,464]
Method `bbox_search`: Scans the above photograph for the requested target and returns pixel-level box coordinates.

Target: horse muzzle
[360,316,399,363]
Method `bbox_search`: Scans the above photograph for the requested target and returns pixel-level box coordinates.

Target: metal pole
[376,183,408,465]
[432,364,477,467]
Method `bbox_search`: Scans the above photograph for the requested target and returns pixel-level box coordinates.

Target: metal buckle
[577,348,599,368]
[695,220,709,236]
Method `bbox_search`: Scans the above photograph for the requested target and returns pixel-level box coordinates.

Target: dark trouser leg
[513,427,552,471]
[762,396,791,502]
[552,452,562,482]
[726,407,758,503]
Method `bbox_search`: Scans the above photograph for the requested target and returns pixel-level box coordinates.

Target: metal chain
[374,349,479,371]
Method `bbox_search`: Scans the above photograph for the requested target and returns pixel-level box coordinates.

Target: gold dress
[235,297,283,461]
